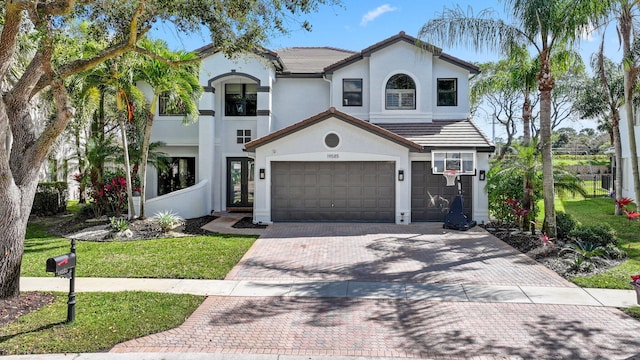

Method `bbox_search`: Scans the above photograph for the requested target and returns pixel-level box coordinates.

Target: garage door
[411,161,472,222]
[271,161,395,222]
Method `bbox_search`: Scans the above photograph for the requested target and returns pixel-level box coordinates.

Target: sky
[150,0,623,141]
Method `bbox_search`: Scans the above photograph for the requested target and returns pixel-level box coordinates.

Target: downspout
[323,74,333,107]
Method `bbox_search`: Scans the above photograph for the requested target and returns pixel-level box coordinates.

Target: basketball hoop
[443,170,458,186]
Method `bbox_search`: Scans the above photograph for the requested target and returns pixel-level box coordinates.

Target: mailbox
[46,253,76,275]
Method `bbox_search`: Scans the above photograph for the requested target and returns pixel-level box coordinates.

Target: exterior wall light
[259,168,265,180]
[398,170,404,181]
[479,170,486,181]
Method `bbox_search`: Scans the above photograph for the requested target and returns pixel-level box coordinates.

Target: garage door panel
[411,161,472,222]
[271,161,395,222]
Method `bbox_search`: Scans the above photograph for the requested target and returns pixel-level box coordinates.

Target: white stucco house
[137,31,495,224]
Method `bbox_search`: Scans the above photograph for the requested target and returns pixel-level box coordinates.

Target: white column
[198,87,216,214]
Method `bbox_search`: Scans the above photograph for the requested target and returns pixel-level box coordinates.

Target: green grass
[21,228,256,279]
[554,155,610,166]
[622,306,640,321]
[65,200,82,214]
[0,292,203,355]
[562,197,640,289]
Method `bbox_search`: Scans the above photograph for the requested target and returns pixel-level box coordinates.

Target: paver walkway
[111,223,640,359]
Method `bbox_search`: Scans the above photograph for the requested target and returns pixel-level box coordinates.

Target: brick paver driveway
[226,223,569,287]
[113,223,640,359]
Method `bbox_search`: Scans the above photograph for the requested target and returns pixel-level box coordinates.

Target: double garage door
[271,161,395,222]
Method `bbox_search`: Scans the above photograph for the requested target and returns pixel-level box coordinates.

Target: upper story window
[343,79,363,106]
[437,78,457,106]
[158,92,185,116]
[386,74,416,110]
[225,84,257,116]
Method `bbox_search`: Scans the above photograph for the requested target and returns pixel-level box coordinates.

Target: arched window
[385,74,416,110]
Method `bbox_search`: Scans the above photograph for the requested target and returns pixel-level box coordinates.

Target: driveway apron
[112,223,640,359]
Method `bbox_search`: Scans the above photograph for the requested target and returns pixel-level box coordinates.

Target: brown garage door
[411,161,472,222]
[271,161,395,222]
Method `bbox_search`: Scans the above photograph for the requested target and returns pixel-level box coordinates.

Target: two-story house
[138,31,495,225]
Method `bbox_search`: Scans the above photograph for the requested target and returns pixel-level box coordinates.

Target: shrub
[153,210,184,232]
[569,224,618,247]
[31,182,68,216]
[109,217,129,232]
[556,211,577,240]
[486,166,537,223]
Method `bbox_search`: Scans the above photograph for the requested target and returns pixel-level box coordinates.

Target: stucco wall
[271,78,330,129]
[432,58,472,119]
[252,116,411,224]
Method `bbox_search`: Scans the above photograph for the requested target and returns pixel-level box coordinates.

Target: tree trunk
[538,50,557,238]
[119,118,136,220]
[522,92,532,146]
[612,115,624,215]
[138,112,155,219]
[0,180,31,299]
[0,84,73,299]
[620,7,640,212]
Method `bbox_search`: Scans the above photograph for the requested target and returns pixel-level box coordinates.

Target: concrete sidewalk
[20,276,639,307]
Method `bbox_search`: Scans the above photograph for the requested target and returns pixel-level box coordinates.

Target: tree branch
[32,1,149,95]
[0,2,28,81]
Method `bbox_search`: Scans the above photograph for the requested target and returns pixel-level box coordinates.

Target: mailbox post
[46,238,77,323]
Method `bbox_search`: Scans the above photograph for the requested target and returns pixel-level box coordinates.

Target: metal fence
[571,174,613,198]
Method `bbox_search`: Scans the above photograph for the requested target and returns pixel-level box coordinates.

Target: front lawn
[562,197,640,289]
[0,292,203,355]
[22,223,256,279]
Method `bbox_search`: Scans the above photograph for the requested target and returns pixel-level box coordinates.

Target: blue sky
[151,1,621,140]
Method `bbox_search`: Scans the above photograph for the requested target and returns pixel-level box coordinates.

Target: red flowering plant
[103,176,128,216]
[616,197,634,209]
[505,198,530,230]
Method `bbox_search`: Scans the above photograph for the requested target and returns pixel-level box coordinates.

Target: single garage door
[271,161,395,222]
[411,161,472,222]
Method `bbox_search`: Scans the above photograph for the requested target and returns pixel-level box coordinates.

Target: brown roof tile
[244,108,423,152]
[377,120,494,152]
[276,47,356,74]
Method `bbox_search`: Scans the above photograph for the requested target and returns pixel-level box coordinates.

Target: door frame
[226,157,254,208]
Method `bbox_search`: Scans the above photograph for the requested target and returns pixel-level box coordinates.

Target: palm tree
[573,40,624,215]
[135,38,202,219]
[488,141,588,231]
[419,1,610,237]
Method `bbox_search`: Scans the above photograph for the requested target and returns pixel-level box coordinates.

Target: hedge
[31,182,68,216]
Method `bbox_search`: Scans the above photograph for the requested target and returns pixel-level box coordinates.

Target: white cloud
[360,4,398,26]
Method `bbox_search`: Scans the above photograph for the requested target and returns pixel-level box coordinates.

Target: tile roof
[244,108,423,152]
[377,120,495,152]
[276,47,356,74]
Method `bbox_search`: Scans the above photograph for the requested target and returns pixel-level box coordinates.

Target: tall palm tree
[419,1,610,237]
[135,39,202,218]
[574,40,625,215]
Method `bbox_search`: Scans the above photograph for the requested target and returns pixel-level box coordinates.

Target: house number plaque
[327,154,339,159]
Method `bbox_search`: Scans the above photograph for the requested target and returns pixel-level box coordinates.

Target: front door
[227,158,254,208]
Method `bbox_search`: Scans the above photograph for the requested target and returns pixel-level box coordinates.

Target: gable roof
[377,120,495,152]
[324,31,480,75]
[193,31,479,77]
[244,107,423,152]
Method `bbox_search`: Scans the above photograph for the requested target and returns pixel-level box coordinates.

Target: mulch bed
[232,217,268,229]
[0,292,55,328]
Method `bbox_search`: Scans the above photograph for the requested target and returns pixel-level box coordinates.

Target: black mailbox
[46,253,76,275]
